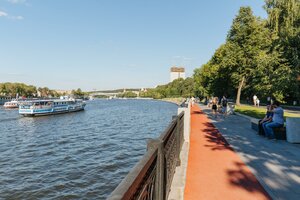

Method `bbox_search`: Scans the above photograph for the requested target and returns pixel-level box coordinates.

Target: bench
[251,119,259,132]
[273,127,286,140]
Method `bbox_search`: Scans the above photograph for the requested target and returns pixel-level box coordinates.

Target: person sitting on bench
[263,101,284,139]
[258,105,273,135]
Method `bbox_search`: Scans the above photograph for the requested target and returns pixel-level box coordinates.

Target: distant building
[141,88,147,92]
[170,67,185,82]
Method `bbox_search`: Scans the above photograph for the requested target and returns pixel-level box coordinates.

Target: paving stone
[199,105,300,200]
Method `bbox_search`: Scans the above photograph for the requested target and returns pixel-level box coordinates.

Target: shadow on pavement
[227,161,272,199]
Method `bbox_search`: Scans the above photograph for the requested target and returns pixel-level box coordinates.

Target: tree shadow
[192,110,205,115]
[201,121,234,151]
[227,161,272,199]
[198,105,300,199]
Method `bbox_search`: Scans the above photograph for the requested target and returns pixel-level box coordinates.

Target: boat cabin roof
[19,99,82,103]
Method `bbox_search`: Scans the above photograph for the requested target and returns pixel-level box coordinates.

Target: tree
[72,88,85,98]
[264,0,300,101]
[226,7,272,105]
[193,3,300,104]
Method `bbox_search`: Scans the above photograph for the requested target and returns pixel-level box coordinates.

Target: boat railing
[19,104,52,110]
[108,111,185,200]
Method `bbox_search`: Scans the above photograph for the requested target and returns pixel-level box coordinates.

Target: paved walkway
[201,105,300,200]
[184,105,271,200]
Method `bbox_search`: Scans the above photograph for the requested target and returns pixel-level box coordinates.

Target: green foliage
[38,87,60,97]
[93,95,108,98]
[193,3,300,103]
[265,0,300,100]
[71,88,86,98]
[117,91,138,98]
[0,82,85,98]
[0,82,37,97]
[140,78,195,99]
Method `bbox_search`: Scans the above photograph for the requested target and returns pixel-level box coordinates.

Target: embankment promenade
[171,104,300,200]
[109,103,300,200]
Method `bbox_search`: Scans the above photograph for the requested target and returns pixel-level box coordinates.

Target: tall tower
[170,67,185,82]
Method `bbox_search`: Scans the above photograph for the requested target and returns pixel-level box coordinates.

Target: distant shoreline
[159,98,186,106]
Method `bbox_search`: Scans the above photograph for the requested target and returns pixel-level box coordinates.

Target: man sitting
[258,105,273,135]
[263,101,284,139]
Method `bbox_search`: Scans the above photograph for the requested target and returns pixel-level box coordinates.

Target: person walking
[211,97,218,118]
[253,95,257,106]
[221,95,228,117]
[191,96,195,107]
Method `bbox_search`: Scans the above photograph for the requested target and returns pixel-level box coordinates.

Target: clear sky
[0,0,267,91]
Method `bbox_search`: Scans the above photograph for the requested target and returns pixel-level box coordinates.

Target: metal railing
[108,111,185,200]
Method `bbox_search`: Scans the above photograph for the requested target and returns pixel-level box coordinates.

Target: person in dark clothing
[258,105,273,135]
[211,97,218,118]
[263,101,284,139]
[221,96,228,117]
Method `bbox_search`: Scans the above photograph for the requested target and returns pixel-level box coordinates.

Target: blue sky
[0,0,267,91]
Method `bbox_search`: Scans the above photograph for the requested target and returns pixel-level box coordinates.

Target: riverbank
[160,97,186,105]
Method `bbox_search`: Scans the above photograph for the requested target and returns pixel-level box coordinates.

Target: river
[0,99,178,199]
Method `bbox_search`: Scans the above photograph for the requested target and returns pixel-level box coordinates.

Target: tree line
[193,0,300,105]
[140,77,194,99]
[0,82,86,98]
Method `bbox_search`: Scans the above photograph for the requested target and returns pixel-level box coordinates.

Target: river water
[0,99,178,199]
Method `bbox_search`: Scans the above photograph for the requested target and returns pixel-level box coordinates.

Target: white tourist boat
[3,99,19,108]
[19,99,86,116]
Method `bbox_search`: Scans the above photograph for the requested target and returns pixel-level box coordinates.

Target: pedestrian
[256,98,260,107]
[211,97,218,118]
[221,95,228,117]
[208,97,213,108]
[253,95,257,106]
[191,96,195,107]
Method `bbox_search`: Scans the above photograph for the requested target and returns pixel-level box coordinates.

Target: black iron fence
[108,111,185,200]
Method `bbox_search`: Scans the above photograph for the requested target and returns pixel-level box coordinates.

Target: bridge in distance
[89,90,140,97]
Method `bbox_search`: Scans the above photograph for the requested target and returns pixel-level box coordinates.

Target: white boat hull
[19,99,86,117]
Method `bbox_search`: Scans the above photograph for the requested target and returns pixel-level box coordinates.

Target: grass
[234,105,300,119]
